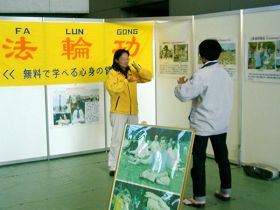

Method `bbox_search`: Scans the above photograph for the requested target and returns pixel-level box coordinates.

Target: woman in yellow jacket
[105,49,153,176]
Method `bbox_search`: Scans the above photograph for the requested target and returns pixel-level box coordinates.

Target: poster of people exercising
[108,124,195,210]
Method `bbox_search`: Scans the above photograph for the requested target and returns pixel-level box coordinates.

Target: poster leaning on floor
[108,124,195,210]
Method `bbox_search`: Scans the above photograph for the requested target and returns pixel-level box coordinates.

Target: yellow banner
[44,22,106,85]
[105,22,154,74]
[0,21,44,86]
[0,20,153,86]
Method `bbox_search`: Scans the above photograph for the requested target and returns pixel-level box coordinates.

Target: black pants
[191,133,231,197]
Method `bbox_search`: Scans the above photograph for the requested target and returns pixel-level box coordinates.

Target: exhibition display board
[193,13,240,161]
[242,9,280,169]
[0,86,47,165]
[155,19,193,130]
[47,82,105,156]
[0,6,279,170]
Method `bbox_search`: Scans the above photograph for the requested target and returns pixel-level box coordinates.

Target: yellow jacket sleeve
[133,68,153,83]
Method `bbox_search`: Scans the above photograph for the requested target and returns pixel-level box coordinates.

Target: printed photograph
[110,180,180,210]
[219,42,236,65]
[53,113,71,126]
[53,94,72,125]
[248,41,276,70]
[198,42,236,65]
[52,88,100,126]
[159,44,174,60]
[276,40,280,70]
[173,44,188,62]
[116,125,194,194]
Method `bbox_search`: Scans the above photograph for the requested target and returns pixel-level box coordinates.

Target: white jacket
[174,62,233,136]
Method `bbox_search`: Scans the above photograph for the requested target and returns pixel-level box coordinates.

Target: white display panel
[137,75,156,125]
[0,86,47,164]
[155,20,193,128]
[194,14,240,161]
[242,9,280,169]
[47,82,106,156]
[1,7,279,169]
[105,91,111,150]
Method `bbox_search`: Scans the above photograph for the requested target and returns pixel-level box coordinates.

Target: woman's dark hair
[199,39,222,61]
[112,49,130,78]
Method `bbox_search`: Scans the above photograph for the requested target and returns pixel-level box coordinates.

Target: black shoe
[109,171,115,177]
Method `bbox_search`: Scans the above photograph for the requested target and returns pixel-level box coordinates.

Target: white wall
[1,8,280,169]
[0,86,47,164]
[155,20,193,129]
[242,9,280,169]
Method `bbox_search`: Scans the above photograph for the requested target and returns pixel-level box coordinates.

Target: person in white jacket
[174,39,233,208]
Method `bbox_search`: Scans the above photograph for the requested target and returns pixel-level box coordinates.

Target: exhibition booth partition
[0,6,279,170]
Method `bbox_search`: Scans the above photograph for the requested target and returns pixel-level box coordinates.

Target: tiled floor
[0,152,279,210]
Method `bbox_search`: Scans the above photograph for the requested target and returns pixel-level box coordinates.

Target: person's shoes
[183,198,205,208]
[109,171,115,177]
[214,191,231,201]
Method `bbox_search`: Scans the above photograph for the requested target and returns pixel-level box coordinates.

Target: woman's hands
[131,61,141,72]
[128,61,141,82]
[127,72,140,82]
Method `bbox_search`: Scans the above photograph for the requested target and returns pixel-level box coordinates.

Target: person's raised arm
[174,73,204,102]
[131,61,153,83]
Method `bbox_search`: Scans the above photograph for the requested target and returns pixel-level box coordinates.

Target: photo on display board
[159,42,189,75]
[276,40,280,70]
[108,124,195,210]
[109,180,180,210]
[197,42,236,65]
[159,44,174,60]
[248,41,276,70]
[159,43,188,62]
[246,36,280,82]
[219,42,236,65]
[173,44,188,62]
[52,88,100,126]
[196,40,237,78]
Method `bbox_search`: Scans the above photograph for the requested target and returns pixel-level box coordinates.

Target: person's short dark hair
[199,39,222,61]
